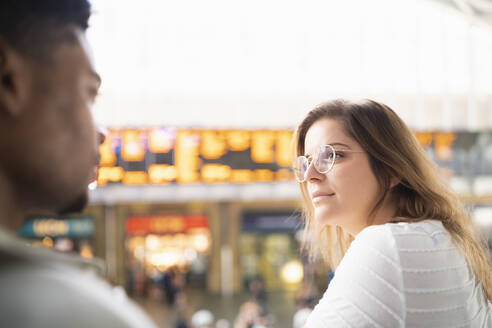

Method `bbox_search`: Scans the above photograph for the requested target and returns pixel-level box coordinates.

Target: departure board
[97,128,295,185]
[98,129,489,186]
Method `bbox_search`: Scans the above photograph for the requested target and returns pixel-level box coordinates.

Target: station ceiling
[436,0,492,26]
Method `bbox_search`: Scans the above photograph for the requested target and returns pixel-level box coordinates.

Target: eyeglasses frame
[293,144,365,183]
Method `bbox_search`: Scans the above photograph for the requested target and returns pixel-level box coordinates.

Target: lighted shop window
[148,127,176,153]
[201,164,231,183]
[192,233,210,253]
[201,130,227,159]
[127,236,145,250]
[146,235,161,251]
[175,131,200,183]
[184,248,198,262]
[99,134,116,167]
[123,171,148,185]
[80,244,94,259]
[434,132,456,161]
[231,170,253,184]
[133,246,145,261]
[122,130,145,162]
[415,132,433,148]
[254,169,275,182]
[173,233,187,248]
[276,130,294,167]
[251,131,275,163]
[55,238,74,252]
[98,166,124,185]
[276,168,294,181]
[226,130,250,151]
[281,260,303,284]
[42,236,54,248]
[148,164,177,184]
[149,249,181,268]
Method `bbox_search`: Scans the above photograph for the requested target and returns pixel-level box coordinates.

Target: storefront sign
[19,217,94,238]
[242,212,302,233]
[126,215,208,235]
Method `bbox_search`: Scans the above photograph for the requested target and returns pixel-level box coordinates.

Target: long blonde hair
[294,98,492,301]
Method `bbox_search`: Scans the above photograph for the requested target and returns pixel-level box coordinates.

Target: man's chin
[58,193,89,215]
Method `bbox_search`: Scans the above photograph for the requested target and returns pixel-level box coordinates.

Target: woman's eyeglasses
[293,144,364,183]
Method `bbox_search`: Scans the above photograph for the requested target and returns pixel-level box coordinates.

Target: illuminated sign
[201,130,227,159]
[122,130,146,162]
[175,130,201,183]
[98,128,295,185]
[148,127,176,153]
[98,128,478,185]
[251,130,275,163]
[126,215,208,235]
[19,217,94,238]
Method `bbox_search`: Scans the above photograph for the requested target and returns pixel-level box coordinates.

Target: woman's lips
[311,192,335,202]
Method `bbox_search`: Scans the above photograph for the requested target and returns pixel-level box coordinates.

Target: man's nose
[97,126,107,146]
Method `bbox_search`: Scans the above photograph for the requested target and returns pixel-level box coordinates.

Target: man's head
[0,0,101,228]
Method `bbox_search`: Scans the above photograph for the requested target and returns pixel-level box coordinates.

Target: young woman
[293,99,492,327]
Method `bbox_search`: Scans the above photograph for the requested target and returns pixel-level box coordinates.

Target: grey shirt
[0,228,157,328]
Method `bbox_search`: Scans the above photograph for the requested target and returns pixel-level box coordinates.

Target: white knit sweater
[305,220,492,328]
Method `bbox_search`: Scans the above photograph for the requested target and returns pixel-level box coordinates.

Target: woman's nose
[305,159,324,182]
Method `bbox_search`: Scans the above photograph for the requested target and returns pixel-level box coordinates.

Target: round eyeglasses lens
[294,156,309,182]
[316,145,335,173]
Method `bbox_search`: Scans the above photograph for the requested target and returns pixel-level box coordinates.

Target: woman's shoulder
[356,219,453,251]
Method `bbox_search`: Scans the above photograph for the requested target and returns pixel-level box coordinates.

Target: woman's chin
[314,209,339,226]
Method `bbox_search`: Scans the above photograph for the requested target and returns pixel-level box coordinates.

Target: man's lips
[89,166,98,183]
[89,155,100,184]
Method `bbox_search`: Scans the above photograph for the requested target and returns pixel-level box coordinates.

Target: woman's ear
[390,176,401,189]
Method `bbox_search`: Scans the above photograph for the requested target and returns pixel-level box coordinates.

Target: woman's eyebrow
[329,142,350,148]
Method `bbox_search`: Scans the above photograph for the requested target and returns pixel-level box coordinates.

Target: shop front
[240,211,305,291]
[19,216,95,259]
[125,214,211,298]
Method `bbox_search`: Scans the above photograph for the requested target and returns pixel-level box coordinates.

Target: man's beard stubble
[58,193,88,215]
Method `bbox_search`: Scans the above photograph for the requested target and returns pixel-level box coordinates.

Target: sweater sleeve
[305,225,405,328]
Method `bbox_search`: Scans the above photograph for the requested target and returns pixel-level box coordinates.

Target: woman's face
[303,118,382,235]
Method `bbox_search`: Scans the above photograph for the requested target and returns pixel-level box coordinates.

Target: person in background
[191,309,214,328]
[233,301,268,328]
[293,99,492,327]
[215,318,231,328]
[0,1,156,327]
[247,277,267,315]
[293,284,318,328]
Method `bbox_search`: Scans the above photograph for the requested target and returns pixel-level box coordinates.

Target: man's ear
[0,39,31,117]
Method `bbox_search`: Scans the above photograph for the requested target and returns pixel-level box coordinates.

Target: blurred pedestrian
[191,309,214,328]
[174,289,189,328]
[247,277,267,314]
[293,99,492,326]
[0,1,156,327]
[215,319,231,328]
[233,301,268,328]
[293,284,317,328]
[292,308,311,328]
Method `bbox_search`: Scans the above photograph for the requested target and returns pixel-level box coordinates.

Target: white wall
[87,0,492,129]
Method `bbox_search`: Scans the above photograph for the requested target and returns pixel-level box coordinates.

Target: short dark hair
[0,0,91,60]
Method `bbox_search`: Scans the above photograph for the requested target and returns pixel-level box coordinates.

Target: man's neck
[0,169,25,232]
